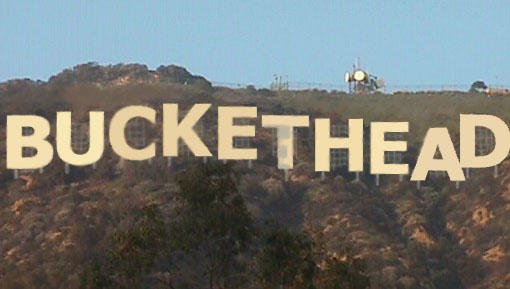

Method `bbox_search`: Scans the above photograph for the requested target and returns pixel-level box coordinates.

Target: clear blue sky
[1,1,509,88]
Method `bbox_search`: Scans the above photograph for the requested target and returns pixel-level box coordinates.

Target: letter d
[460,114,510,168]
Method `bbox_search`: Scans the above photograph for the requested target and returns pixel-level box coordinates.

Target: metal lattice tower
[233,118,253,167]
[116,117,149,168]
[64,122,95,174]
[384,132,404,165]
[125,118,147,149]
[330,123,349,170]
[429,170,447,178]
[178,139,191,158]
[475,126,495,156]
[270,74,289,91]
[71,123,90,154]
[22,127,36,158]
[19,127,37,174]
[233,118,251,149]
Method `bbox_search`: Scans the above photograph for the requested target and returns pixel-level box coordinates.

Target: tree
[173,163,255,289]
[257,224,316,289]
[80,204,168,289]
[469,81,487,93]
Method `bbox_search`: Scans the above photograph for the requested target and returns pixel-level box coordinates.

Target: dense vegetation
[77,163,369,289]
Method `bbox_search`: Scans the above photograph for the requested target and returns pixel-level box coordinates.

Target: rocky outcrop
[47,63,211,88]
[1,63,211,91]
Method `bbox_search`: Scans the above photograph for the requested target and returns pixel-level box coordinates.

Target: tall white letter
[163,104,211,157]
[411,128,465,181]
[262,115,309,170]
[315,119,363,172]
[56,112,104,166]
[110,106,155,161]
[371,122,408,174]
[460,114,510,168]
[7,115,53,169]
[218,106,257,160]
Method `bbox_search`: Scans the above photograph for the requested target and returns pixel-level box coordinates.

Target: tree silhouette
[173,163,255,289]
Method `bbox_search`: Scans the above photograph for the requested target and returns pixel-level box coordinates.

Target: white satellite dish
[376,78,386,89]
[344,72,352,83]
[353,70,367,82]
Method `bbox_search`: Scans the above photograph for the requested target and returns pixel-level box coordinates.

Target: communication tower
[344,58,385,94]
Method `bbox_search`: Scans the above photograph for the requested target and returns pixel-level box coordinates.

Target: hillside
[1,64,510,289]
